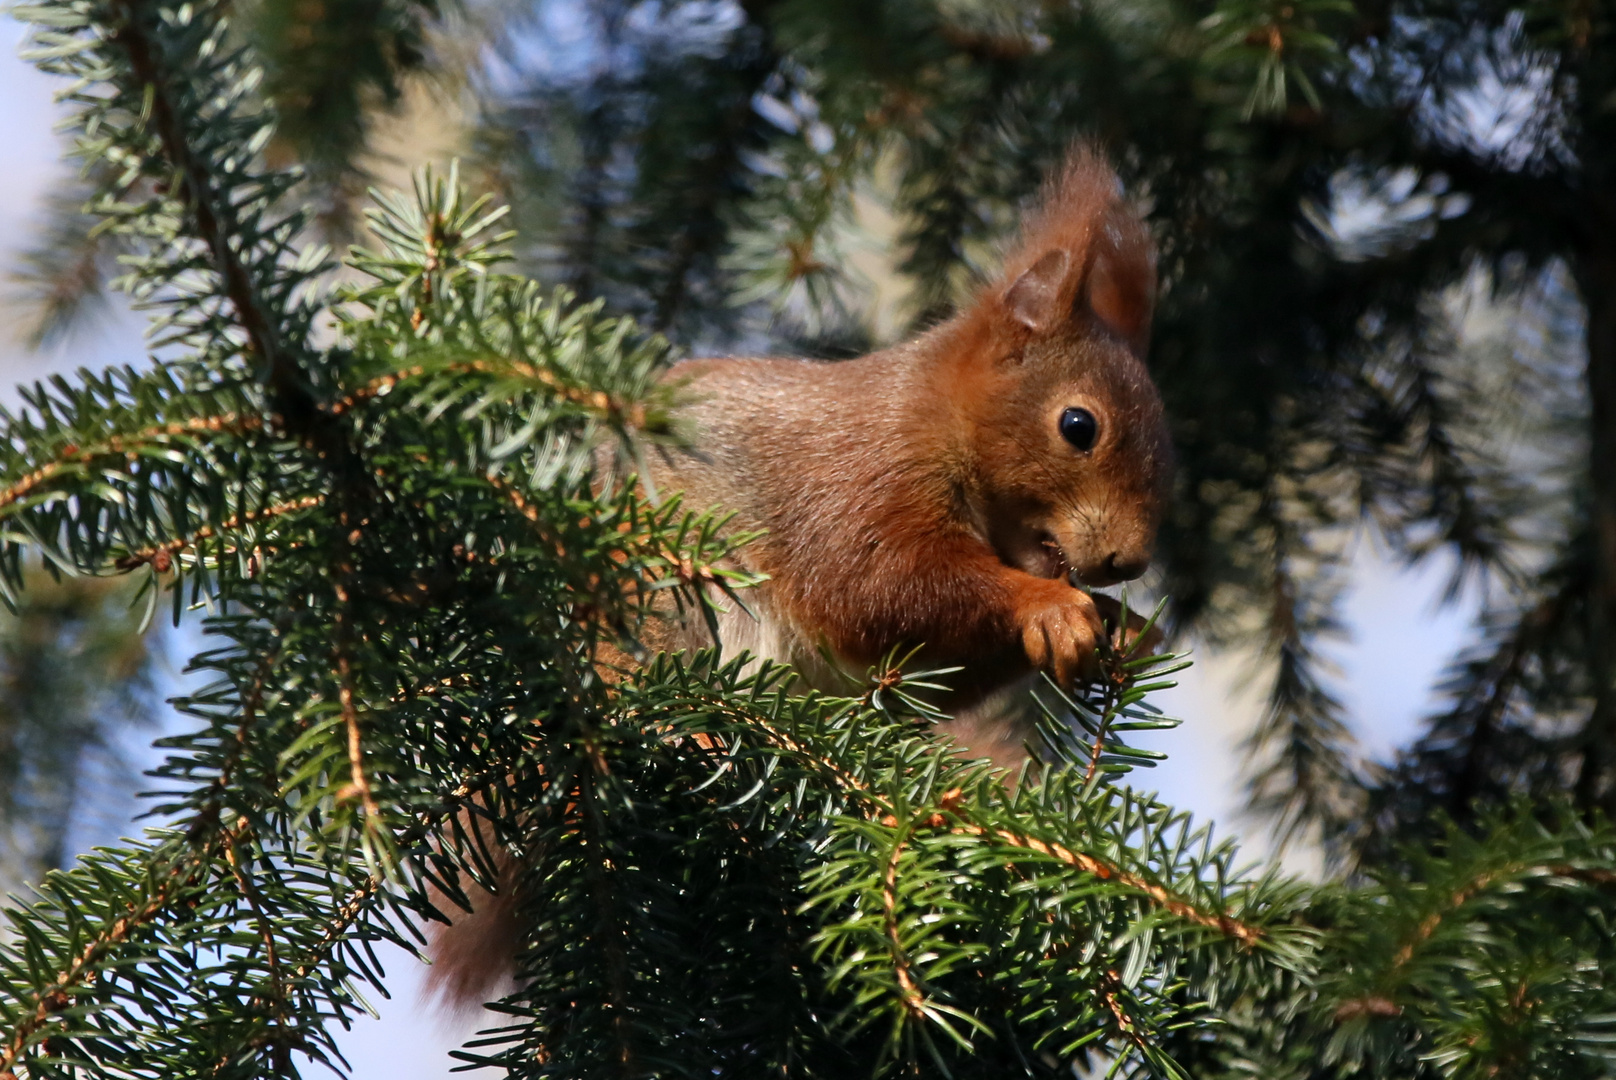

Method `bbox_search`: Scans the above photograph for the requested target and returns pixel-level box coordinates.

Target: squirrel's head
[945,150,1173,588]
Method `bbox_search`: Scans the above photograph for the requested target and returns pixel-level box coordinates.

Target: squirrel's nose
[1103,552,1150,582]
[1073,551,1151,588]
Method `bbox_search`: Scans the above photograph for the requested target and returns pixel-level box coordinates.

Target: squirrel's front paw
[1014,580,1105,688]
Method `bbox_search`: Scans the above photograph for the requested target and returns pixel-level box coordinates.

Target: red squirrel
[643,148,1171,766]
[427,149,1172,1006]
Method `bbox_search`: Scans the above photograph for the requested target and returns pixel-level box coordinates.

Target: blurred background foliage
[4,0,1614,881]
[0,577,158,895]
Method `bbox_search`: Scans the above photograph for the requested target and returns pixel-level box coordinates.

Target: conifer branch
[1384,857,1616,974]
[114,495,324,571]
[223,836,290,1033]
[1096,968,1148,1054]
[1548,863,1616,887]
[334,358,652,427]
[181,621,289,840]
[333,609,381,825]
[1385,869,1503,973]
[329,366,429,415]
[0,414,262,515]
[0,821,250,1072]
[105,0,323,438]
[947,818,1265,948]
[202,767,523,1076]
[8,4,1613,1068]
[675,690,1269,946]
[1448,582,1580,813]
[289,876,383,986]
[576,769,638,1076]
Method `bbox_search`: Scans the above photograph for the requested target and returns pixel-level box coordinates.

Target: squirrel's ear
[993,150,1157,356]
[1000,232,1155,355]
[1083,210,1155,357]
[1003,250,1072,332]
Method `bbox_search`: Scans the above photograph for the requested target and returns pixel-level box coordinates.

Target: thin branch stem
[880,824,926,1016]
[115,495,323,571]
[224,835,288,1030]
[334,623,381,823]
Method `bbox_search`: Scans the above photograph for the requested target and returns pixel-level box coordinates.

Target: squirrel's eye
[1059,407,1098,452]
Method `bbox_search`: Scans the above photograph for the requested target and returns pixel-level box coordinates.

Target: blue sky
[0,14,1484,1075]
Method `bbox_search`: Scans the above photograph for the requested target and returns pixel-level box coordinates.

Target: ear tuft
[987,147,1157,356]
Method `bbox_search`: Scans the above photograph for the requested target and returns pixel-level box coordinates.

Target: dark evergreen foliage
[0,0,1613,1076]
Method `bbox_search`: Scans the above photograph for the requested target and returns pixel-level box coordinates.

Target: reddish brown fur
[649,148,1171,703]
[427,148,1174,1009]
[423,854,520,1006]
